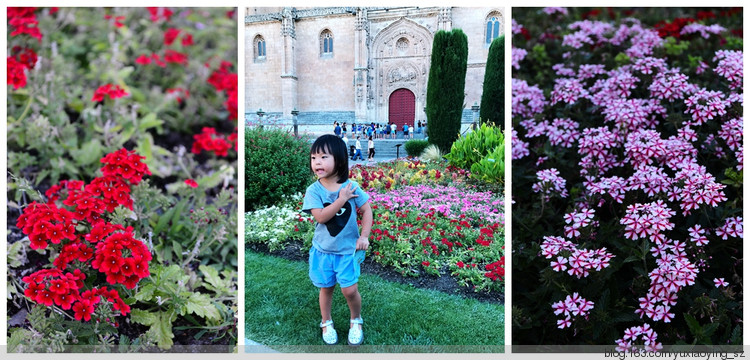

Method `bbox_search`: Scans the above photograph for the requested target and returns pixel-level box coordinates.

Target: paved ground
[244,338,278,353]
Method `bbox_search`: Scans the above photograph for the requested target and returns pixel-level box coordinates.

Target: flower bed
[246,159,505,294]
[7,7,238,352]
[512,7,742,347]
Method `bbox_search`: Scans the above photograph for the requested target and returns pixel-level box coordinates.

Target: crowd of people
[331,121,425,162]
[332,121,424,141]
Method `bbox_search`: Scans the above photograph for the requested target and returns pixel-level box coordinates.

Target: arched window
[485,13,502,44]
[254,35,266,62]
[320,30,333,57]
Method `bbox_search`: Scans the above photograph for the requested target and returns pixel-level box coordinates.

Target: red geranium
[91,84,129,102]
[164,28,180,45]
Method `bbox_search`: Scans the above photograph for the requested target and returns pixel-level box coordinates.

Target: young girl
[302,134,372,346]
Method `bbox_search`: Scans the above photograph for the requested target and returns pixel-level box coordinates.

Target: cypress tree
[425,29,469,154]
[480,35,504,129]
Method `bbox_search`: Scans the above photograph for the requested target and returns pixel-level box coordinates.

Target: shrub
[445,123,505,186]
[480,35,505,129]
[404,139,430,157]
[245,127,312,211]
[425,29,468,154]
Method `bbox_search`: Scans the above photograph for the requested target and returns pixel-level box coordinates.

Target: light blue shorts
[309,247,360,288]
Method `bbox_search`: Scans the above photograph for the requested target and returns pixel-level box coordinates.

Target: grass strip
[245,249,504,352]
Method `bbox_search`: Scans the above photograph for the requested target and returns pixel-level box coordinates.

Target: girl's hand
[338,183,359,202]
[356,236,370,250]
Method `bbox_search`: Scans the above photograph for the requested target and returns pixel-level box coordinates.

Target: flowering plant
[512,7,742,347]
[7,7,238,352]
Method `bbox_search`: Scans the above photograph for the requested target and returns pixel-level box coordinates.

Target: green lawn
[245,250,504,353]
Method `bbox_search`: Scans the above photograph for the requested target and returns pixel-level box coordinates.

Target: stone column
[280,7,298,125]
[353,8,369,124]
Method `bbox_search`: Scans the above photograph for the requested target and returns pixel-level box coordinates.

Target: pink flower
[713,278,729,288]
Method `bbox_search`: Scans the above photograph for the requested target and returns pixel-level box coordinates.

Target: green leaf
[130,308,158,326]
[138,113,164,132]
[134,283,156,302]
[684,313,702,338]
[185,292,222,321]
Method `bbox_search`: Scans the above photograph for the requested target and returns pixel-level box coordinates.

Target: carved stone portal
[371,17,432,124]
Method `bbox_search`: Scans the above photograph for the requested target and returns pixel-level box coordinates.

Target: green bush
[245,128,312,211]
[403,139,430,157]
[480,35,504,129]
[445,123,504,185]
[425,29,468,154]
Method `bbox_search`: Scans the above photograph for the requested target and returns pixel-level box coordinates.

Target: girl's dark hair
[310,134,349,183]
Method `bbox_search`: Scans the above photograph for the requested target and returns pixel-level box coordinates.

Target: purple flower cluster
[514,11,742,345]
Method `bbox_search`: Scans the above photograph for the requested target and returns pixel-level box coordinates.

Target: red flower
[164,28,180,45]
[151,53,167,67]
[91,84,129,102]
[99,148,151,185]
[147,7,173,22]
[135,54,151,65]
[104,14,125,28]
[181,33,194,46]
[11,46,38,68]
[7,57,28,89]
[457,261,465,268]
[185,179,198,188]
[422,261,430,267]
[164,49,188,65]
[8,9,42,41]
[73,300,95,321]
[192,127,232,157]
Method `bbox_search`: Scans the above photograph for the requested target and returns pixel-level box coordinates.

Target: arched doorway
[388,88,415,131]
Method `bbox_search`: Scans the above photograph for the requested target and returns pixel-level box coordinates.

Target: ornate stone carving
[295,7,357,18]
[281,7,296,38]
[245,13,282,23]
[388,66,417,83]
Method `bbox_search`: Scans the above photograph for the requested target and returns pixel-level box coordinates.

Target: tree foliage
[425,29,468,153]
[480,35,504,129]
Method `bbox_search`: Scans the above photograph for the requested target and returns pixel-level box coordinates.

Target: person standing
[390,123,397,139]
[353,136,365,160]
[334,122,341,137]
[408,125,414,139]
[367,136,375,161]
[342,122,348,138]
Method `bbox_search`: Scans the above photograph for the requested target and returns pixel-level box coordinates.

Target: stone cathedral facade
[245,7,504,130]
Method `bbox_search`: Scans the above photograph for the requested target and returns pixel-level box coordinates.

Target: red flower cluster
[164,28,193,46]
[104,14,125,28]
[7,8,41,89]
[147,7,173,22]
[164,49,188,65]
[484,257,505,281]
[185,179,198,188]
[8,7,42,41]
[7,57,28,90]
[92,84,129,102]
[207,61,238,121]
[91,228,152,289]
[19,149,151,321]
[100,148,151,184]
[23,269,85,309]
[192,127,233,157]
[16,202,77,250]
[135,53,167,67]
[653,17,696,39]
[22,268,130,321]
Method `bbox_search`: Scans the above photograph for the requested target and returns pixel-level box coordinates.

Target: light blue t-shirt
[302,179,370,255]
